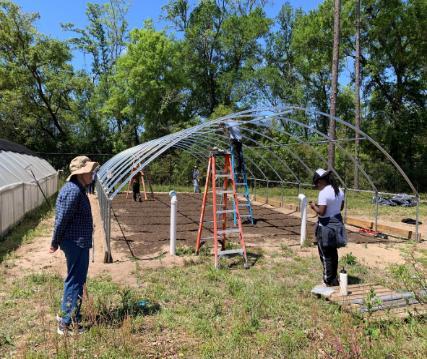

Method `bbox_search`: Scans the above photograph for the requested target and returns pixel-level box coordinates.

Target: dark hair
[325,173,340,197]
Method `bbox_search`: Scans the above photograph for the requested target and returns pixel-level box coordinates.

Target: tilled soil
[111,193,380,258]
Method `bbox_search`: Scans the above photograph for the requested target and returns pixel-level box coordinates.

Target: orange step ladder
[195,150,249,269]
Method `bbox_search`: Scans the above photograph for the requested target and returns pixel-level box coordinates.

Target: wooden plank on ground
[254,195,422,240]
[375,223,420,240]
[312,283,427,320]
[267,198,282,207]
[345,217,373,229]
[370,303,427,319]
[344,216,421,241]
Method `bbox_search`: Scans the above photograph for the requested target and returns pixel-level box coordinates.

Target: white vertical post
[169,190,177,255]
[298,194,307,247]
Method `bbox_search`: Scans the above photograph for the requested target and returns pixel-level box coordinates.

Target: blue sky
[14,1,324,70]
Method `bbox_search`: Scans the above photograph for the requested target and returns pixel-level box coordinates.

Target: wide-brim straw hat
[67,156,99,181]
[312,168,331,184]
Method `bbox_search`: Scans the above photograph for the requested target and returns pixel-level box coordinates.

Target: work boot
[56,318,85,336]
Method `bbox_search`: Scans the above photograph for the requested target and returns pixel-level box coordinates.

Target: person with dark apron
[310,169,346,286]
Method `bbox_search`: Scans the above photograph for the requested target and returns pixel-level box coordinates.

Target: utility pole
[328,0,341,170]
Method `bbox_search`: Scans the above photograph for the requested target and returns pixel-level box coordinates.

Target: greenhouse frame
[96,107,421,262]
[0,139,58,236]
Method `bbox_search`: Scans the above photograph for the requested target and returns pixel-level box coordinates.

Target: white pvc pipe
[298,194,307,247]
[169,190,177,255]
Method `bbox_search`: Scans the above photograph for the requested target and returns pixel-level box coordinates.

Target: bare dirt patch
[2,192,421,286]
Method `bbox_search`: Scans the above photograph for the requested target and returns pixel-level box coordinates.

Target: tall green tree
[354,0,361,188]
[61,0,129,153]
[104,22,187,148]
[261,2,304,106]
[0,0,83,153]
[362,0,427,188]
[291,0,350,131]
[327,0,341,169]
[163,0,270,116]
[62,0,129,83]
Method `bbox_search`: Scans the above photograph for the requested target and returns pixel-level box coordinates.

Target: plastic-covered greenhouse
[0,139,58,236]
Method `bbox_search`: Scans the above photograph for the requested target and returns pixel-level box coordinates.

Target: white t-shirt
[317,185,344,218]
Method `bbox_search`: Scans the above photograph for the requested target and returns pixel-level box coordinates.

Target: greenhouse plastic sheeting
[0,150,58,236]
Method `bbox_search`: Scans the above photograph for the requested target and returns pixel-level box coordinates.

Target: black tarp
[373,193,417,207]
[0,139,36,156]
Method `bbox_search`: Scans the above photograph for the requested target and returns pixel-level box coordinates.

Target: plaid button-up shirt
[51,179,93,249]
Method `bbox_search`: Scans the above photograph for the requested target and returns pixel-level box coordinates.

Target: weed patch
[0,250,426,357]
[0,197,55,263]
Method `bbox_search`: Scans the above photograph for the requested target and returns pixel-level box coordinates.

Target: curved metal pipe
[97,107,416,202]
[178,133,268,181]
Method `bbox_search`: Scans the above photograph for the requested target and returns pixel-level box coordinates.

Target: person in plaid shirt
[50,156,99,335]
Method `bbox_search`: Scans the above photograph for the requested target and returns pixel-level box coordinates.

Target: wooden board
[312,283,427,320]
[251,193,421,241]
[375,223,421,241]
[345,217,373,229]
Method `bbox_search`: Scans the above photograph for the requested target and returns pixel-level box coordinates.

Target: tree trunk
[354,0,361,189]
[328,0,341,170]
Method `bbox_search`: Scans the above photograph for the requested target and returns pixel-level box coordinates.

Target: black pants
[132,182,140,201]
[317,241,338,285]
[231,139,243,174]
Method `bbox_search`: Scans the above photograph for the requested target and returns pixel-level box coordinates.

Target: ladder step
[206,214,252,222]
[215,174,232,178]
[201,236,214,241]
[218,249,244,257]
[218,228,240,235]
[215,190,234,195]
[235,183,247,186]
[216,209,235,214]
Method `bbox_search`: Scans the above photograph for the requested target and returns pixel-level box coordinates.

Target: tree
[61,0,129,83]
[163,0,270,116]
[327,0,341,169]
[104,22,187,147]
[362,0,427,189]
[0,1,82,153]
[354,0,361,188]
[291,0,351,132]
[260,2,304,106]
[61,0,129,153]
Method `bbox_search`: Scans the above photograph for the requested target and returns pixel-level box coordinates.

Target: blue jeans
[59,240,90,325]
[193,179,200,193]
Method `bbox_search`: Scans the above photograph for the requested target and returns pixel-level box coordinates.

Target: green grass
[1,186,423,357]
[0,196,55,263]
[0,249,425,358]
[249,186,426,222]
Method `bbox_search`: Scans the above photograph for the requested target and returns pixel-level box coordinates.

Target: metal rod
[281,185,284,207]
[241,136,368,148]
[343,188,348,224]
[254,179,257,201]
[266,180,269,204]
[415,195,420,242]
[374,191,379,231]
